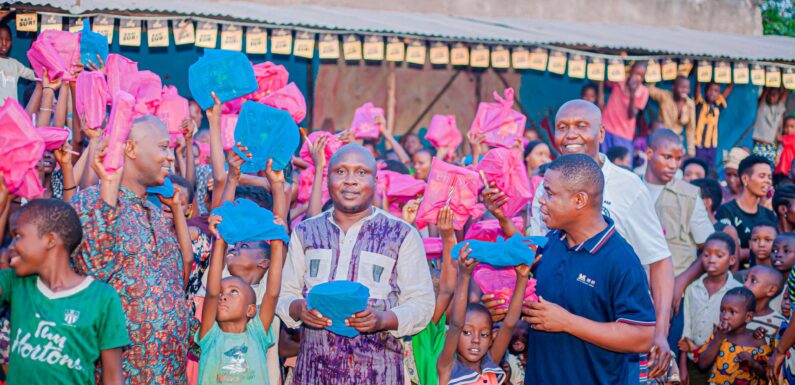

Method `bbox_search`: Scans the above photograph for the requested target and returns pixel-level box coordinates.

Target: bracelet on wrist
[63,186,77,191]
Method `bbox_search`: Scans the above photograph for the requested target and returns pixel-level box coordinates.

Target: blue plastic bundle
[79,20,109,68]
[233,101,299,173]
[451,234,547,268]
[188,49,257,110]
[211,198,289,244]
[306,280,370,338]
[146,176,175,199]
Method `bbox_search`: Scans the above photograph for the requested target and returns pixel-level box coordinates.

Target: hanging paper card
[645,59,661,83]
[678,58,694,77]
[470,45,489,68]
[607,59,625,82]
[271,30,292,55]
[220,24,243,51]
[40,15,62,32]
[712,61,731,84]
[751,64,765,86]
[68,18,84,33]
[430,42,449,65]
[363,35,384,61]
[386,37,404,62]
[528,48,548,71]
[491,46,510,69]
[450,43,469,66]
[195,22,218,48]
[172,20,195,45]
[512,47,530,69]
[16,13,37,32]
[766,67,781,88]
[697,61,713,83]
[245,27,267,54]
[783,68,795,90]
[661,59,677,81]
[547,51,566,75]
[567,54,586,79]
[587,58,605,81]
[318,34,339,59]
[406,40,426,65]
[293,31,314,58]
[343,35,362,60]
[119,19,141,47]
[733,62,749,84]
[147,20,169,47]
[93,15,114,44]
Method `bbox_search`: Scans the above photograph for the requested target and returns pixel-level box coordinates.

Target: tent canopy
[12,0,795,62]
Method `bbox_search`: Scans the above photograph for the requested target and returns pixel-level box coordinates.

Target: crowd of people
[2,20,795,385]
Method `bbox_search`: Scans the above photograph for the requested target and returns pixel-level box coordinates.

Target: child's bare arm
[698,324,729,371]
[307,135,328,218]
[207,93,228,209]
[259,159,287,329]
[159,187,194,288]
[200,218,227,340]
[435,206,457,324]
[25,81,42,116]
[218,150,246,207]
[490,264,531,364]
[100,348,125,385]
[53,82,69,128]
[437,245,477,383]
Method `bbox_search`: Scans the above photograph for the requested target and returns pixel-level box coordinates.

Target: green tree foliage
[762,0,795,36]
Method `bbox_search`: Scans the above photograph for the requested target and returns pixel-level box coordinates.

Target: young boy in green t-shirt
[2,198,130,384]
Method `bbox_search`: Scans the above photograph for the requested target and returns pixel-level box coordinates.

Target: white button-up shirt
[682,273,743,346]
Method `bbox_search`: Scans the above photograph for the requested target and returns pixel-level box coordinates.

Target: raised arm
[259,159,287,329]
[379,116,411,165]
[199,217,227,340]
[435,206,458,323]
[490,264,530,364]
[53,142,77,201]
[307,135,328,218]
[52,82,70,128]
[437,245,478,385]
[483,182,520,238]
[183,119,196,187]
[159,187,194,287]
[697,326,728,371]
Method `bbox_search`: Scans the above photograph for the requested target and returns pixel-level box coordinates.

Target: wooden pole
[306,59,315,130]
[386,62,396,135]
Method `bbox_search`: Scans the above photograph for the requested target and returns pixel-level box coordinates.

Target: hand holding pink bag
[469,88,526,149]
[0,99,45,199]
[476,147,534,218]
[425,114,462,152]
[259,82,306,124]
[157,85,190,145]
[27,30,80,81]
[75,71,109,129]
[105,54,139,100]
[102,91,136,173]
[415,157,483,230]
[350,102,384,139]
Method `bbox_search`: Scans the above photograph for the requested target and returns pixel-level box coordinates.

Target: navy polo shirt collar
[558,216,617,254]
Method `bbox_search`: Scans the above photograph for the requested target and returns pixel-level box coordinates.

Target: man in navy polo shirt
[523,154,656,384]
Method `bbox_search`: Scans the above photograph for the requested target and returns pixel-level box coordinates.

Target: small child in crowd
[749,222,778,268]
[753,87,789,164]
[770,232,795,312]
[696,287,771,384]
[693,82,732,168]
[1,199,130,384]
[743,265,786,336]
[775,116,795,181]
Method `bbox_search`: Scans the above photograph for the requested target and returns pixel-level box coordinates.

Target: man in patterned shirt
[71,115,190,384]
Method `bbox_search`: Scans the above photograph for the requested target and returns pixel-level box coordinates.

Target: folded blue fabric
[306,280,370,338]
[211,198,289,244]
[234,101,299,173]
[79,20,109,68]
[146,176,175,198]
[451,234,547,268]
[188,49,257,110]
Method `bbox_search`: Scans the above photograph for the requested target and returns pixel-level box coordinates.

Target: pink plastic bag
[299,131,344,166]
[0,99,45,199]
[75,70,109,129]
[247,61,289,101]
[297,165,330,204]
[105,54,139,100]
[473,264,537,309]
[377,170,425,202]
[28,30,81,81]
[36,126,70,151]
[259,82,306,124]
[476,148,534,218]
[157,86,190,136]
[465,218,524,242]
[423,237,443,260]
[470,88,526,149]
[102,91,136,173]
[222,98,243,115]
[415,158,483,230]
[197,142,211,165]
[221,114,239,151]
[131,71,162,112]
[425,115,462,151]
[350,102,383,139]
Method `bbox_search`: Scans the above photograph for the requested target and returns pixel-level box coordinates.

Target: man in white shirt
[276,144,434,385]
[484,100,674,380]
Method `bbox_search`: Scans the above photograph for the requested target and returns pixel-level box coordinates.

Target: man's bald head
[128,115,168,141]
[327,144,377,215]
[329,144,378,172]
[556,100,602,126]
[647,128,682,151]
[547,153,604,206]
[554,100,603,158]
[124,115,172,187]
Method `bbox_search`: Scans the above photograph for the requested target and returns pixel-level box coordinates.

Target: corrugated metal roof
[10,0,795,61]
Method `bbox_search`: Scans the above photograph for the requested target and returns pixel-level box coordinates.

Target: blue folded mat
[234,101,300,173]
[306,280,370,338]
[211,198,289,244]
[146,176,175,199]
[188,49,257,110]
[451,234,547,268]
[79,20,109,68]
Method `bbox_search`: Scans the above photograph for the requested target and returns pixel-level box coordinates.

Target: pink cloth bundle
[415,157,483,230]
[222,98,243,115]
[464,217,524,242]
[425,114,462,152]
[157,85,190,146]
[0,99,45,198]
[36,126,70,151]
[105,54,139,100]
[476,148,534,218]
[247,61,289,101]
[473,264,537,309]
[298,131,344,166]
[469,88,526,149]
[377,170,425,202]
[296,165,329,204]
[28,30,81,81]
[423,237,443,260]
[220,114,239,151]
[75,70,109,129]
[102,91,136,173]
[197,142,211,165]
[350,102,383,139]
[131,71,162,113]
[259,82,306,124]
